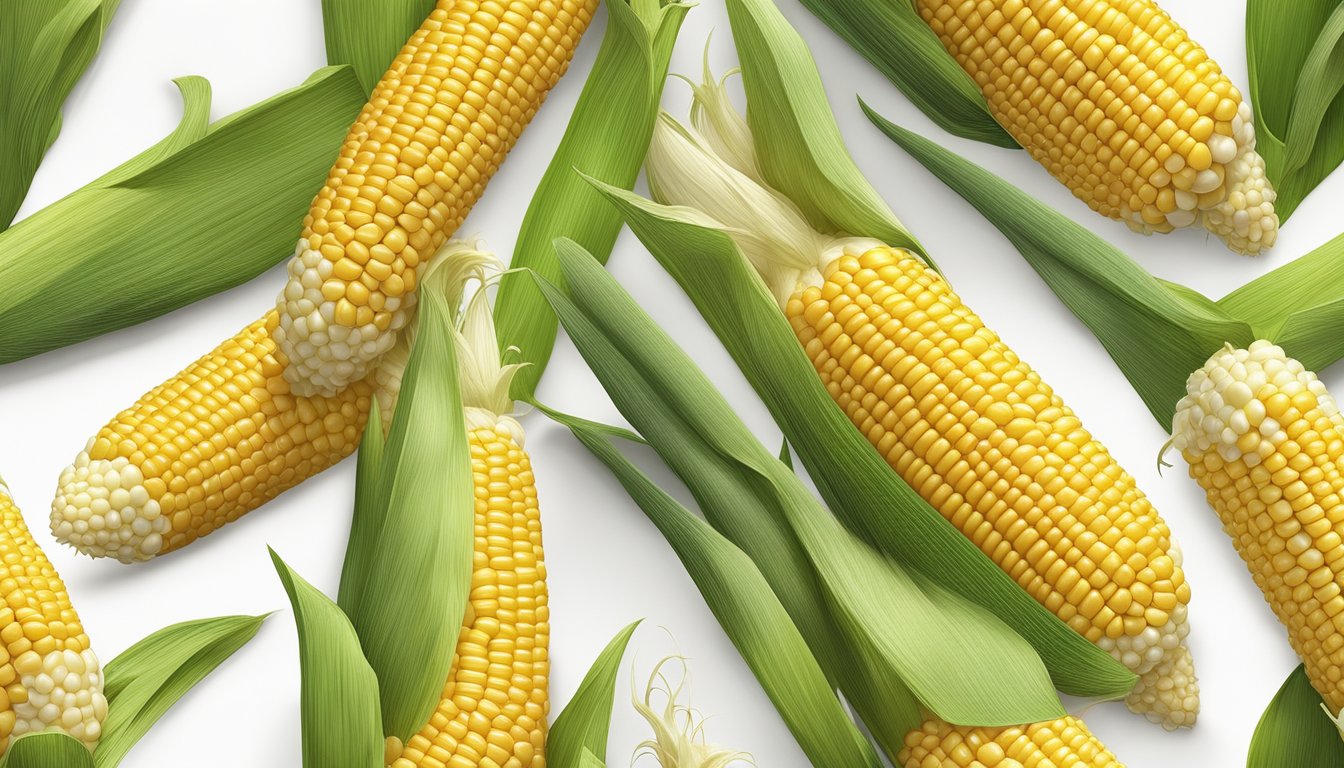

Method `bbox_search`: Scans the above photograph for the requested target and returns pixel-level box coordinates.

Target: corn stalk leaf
[0,0,120,230]
[0,733,93,768]
[1247,665,1344,768]
[321,0,437,94]
[793,0,1013,148]
[722,0,923,259]
[0,65,366,365]
[94,614,267,767]
[1247,0,1344,222]
[548,621,641,768]
[549,408,884,767]
[342,291,473,742]
[870,111,1256,431]
[587,181,1136,701]
[494,0,690,401]
[270,550,383,768]
[535,241,1070,727]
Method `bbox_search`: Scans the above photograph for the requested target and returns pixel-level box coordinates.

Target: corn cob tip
[1195,104,1278,255]
[51,446,168,563]
[898,716,1124,767]
[1124,642,1199,730]
[9,648,107,749]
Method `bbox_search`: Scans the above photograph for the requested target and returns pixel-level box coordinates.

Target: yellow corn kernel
[276,0,600,396]
[787,243,1196,728]
[0,480,106,753]
[915,0,1277,254]
[51,312,380,562]
[899,715,1123,767]
[386,426,548,768]
[1173,340,1344,713]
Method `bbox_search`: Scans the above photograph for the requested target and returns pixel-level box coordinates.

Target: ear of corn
[275,0,599,397]
[642,77,1195,728]
[899,715,1124,767]
[0,479,105,754]
[1172,340,1344,716]
[910,0,1277,254]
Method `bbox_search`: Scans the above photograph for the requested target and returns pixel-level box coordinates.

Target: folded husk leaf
[1,733,94,768]
[94,615,267,767]
[548,621,641,768]
[340,290,473,743]
[270,550,383,768]
[337,398,385,615]
[793,0,1013,148]
[321,0,437,94]
[868,111,1257,431]
[1247,0,1344,222]
[588,180,1135,700]
[0,66,365,365]
[722,0,923,259]
[1248,664,1344,767]
[548,407,884,767]
[535,241,1071,728]
[0,0,120,230]
[494,0,690,401]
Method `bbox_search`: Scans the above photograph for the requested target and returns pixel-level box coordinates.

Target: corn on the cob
[385,246,548,768]
[899,715,1124,767]
[1172,340,1344,715]
[0,478,106,753]
[914,0,1277,255]
[276,0,598,397]
[644,88,1197,727]
[53,0,598,559]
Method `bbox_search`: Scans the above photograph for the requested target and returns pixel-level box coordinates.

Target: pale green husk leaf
[341,288,473,742]
[271,550,383,768]
[1247,664,1344,767]
[494,0,690,401]
[721,0,922,258]
[793,0,1013,148]
[1,733,93,768]
[1247,0,1344,222]
[587,179,1135,701]
[535,241,1071,727]
[0,0,120,230]
[322,0,437,94]
[549,621,641,768]
[547,406,883,767]
[94,614,267,766]
[0,66,365,365]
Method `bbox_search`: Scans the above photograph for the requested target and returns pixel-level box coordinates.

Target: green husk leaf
[270,550,383,768]
[321,0,437,94]
[1247,0,1344,222]
[494,0,690,401]
[0,65,366,365]
[578,748,606,768]
[548,621,641,768]
[1247,664,1344,767]
[722,0,923,258]
[1,733,94,768]
[549,408,884,767]
[869,111,1255,431]
[342,291,473,741]
[1217,231,1344,371]
[793,0,1013,148]
[337,397,385,616]
[94,614,267,767]
[536,241,1070,727]
[587,180,1136,700]
[0,0,120,230]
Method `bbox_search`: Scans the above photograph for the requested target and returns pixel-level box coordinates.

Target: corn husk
[0,0,119,230]
[1248,665,1344,767]
[321,0,437,94]
[548,622,641,768]
[1247,0,1344,222]
[494,0,690,401]
[1,733,93,768]
[270,551,383,768]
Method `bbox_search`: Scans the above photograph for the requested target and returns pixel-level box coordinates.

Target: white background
[1,0,1337,765]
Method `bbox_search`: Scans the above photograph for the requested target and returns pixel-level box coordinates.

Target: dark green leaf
[548,622,641,768]
[494,0,690,401]
[0,66,367,365]
[1247,664,1344,768]
[270,549,383,768]
[321,0,437,94]
[2,733,93,768]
